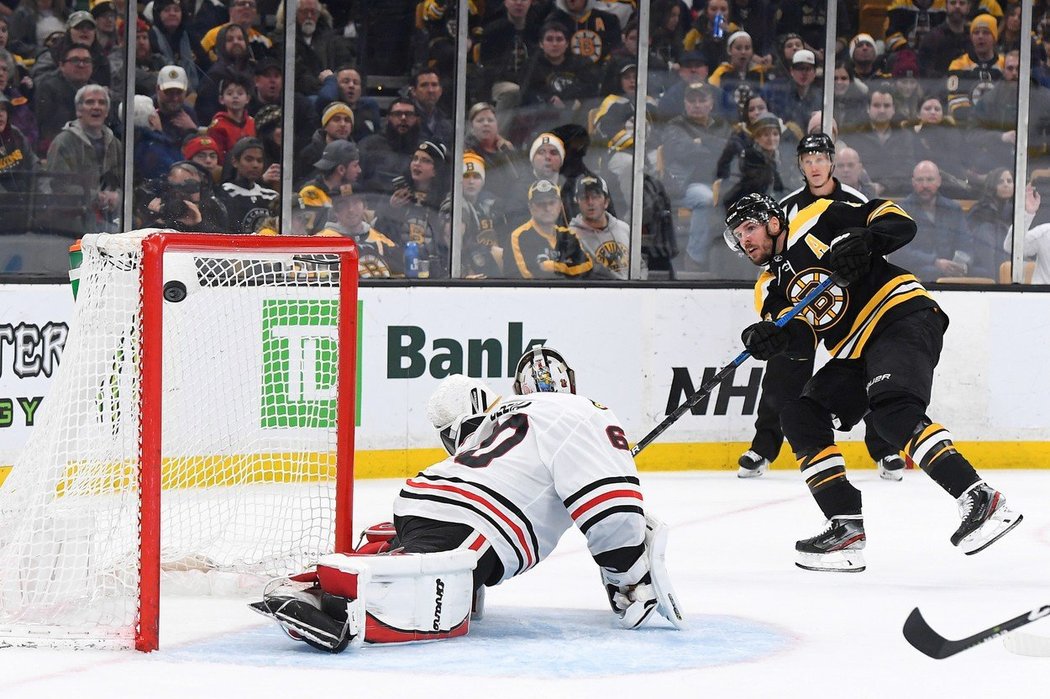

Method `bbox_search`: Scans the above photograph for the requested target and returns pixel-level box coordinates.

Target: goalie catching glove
[825,227,873,286]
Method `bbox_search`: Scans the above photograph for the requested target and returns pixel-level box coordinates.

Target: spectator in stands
[479,0,543,123]
[9,0,70,60]
[134,17,164,96]
[591,62,639,211]
[148,0,202,93]
[505,178,593,279]
[254,103,282,172]
[217,136,277,233]
[727,0,778,62]
[315,66,382,141]
[967,166,1014,278]
[649,0,684,68]
[0,94,37,193]
[1004,183,1050,284]
[188,0,230,50]
[31,11,112,92]
[411,68,453,146]
[131,92,180,182]
[768,32,805,81]
[89,0,119,76]
[358,97,421,195]
[682,0,733,72]
[296,101,353,185]
[154,64,200,144]
[708,31,768,118]
[891,160,971,280]
[458,151,505,279]
[45,83,120,234]
[207,72,256,160]
[545,0,621,65]
[0,49,38,150]
[776,0,850,58]
[832,60,869,134]
[520,21,599,130]
[182,132,223,185]
[919,0,972,78]
[196,23,252,125]
[766,48,822,141]
[847,33,884,83]
[720,111,791,209]
[33,41,92,156]
[885,0,946,54]
[141,160,229,232]
[849,84,919,196]
[834,145,878,199]
[201,0,274,64]
[464,101,524,208]
[946,13,1005,123]
[568,174,636,279]
[249,57,315,146]
[320,192,402,278]
[997,3,1023,54]
[975,50,1050,172]
[548,122,601,223]
[890,51,924,124]
[912,95,971,197]
[663,81,732,271]
[377,140,450,278]
[718,89,769,178]
[654,49,708,122]
[273,0,353,98]
[298,139,361,213]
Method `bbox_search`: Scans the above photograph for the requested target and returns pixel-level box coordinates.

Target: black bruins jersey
[779,177,867,223]
[755,198,941,360]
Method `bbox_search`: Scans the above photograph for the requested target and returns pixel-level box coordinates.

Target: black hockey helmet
[723,193,785,254]
[797,132,835,158]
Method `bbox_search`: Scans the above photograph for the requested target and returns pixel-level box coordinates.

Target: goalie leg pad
[317,549,478,644]
[644,513,684,629]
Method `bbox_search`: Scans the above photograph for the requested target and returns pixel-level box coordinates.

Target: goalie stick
[903,604,1050,659]
[631,276,835,456]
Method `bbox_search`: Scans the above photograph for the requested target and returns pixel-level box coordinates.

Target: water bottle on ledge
[405,240,420,278]
[713,12,725,39]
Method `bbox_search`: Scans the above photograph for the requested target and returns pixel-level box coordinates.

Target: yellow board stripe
[3,441,1050,489]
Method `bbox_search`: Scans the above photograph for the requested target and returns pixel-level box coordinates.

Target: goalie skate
[795,516,866,573]
[950,482,1023,555]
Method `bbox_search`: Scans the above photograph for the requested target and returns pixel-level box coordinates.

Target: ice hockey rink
[1,468,1047,699]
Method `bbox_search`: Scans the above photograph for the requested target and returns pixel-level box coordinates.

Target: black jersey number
[455,413,530,468]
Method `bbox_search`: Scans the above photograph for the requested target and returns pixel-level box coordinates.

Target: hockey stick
[903,604,1050,659]
[1003,631,1050,657]
[630,276,835,457]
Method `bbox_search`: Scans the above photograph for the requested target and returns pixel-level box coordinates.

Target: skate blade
[960,511,1023,555]
[795,549,866,573]
[737,464,768,479]
[878,467,903,481]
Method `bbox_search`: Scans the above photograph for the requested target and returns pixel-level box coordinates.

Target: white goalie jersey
[394,392,646,584]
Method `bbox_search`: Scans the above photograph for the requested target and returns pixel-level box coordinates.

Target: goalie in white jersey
[250,350,681,652]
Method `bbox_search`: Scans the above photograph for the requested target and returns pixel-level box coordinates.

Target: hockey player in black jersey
[723,192,1022,573]
[738,133,904,481]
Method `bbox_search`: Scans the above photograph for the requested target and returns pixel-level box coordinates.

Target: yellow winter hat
[970,14,998,41]
[463,152,486,181]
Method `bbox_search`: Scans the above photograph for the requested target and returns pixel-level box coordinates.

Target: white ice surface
[2,470,1048,698]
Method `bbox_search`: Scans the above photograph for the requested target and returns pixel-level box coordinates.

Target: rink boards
[1,283,1048,480]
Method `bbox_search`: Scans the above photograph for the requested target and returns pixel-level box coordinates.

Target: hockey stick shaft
[630,277,834,457]
[903,604,1050,659]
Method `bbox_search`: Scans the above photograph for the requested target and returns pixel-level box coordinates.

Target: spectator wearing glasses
[358,97,422,195]
[32,41,92,156]
[30,11,111,90]
[201,0,275,65]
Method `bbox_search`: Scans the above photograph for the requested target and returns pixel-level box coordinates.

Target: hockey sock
[797,445,862,519]
[903,421,980,499]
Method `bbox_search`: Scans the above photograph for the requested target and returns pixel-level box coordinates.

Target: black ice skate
[950,482,1022,555]
[876,455,905,481]
[795,515,866,572]
[738,450,770,479]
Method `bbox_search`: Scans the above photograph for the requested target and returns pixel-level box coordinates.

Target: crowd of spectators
[0,0,1049,283]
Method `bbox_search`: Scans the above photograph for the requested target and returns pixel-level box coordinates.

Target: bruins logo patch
[788,269,845,330]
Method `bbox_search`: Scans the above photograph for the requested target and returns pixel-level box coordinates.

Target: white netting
[0,232,352,647]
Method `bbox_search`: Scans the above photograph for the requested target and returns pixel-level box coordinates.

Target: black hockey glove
[826,227,873,286]
[741,321,790,360]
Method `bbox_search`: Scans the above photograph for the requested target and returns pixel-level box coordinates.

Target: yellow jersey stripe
[787,199,835,246]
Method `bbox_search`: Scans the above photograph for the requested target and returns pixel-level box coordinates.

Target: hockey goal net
[0,232,358,651]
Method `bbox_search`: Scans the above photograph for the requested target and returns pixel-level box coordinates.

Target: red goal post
[0,232,359,651]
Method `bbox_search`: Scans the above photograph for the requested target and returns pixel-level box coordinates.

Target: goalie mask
[426,375,501,455]
[513,346,576,395]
